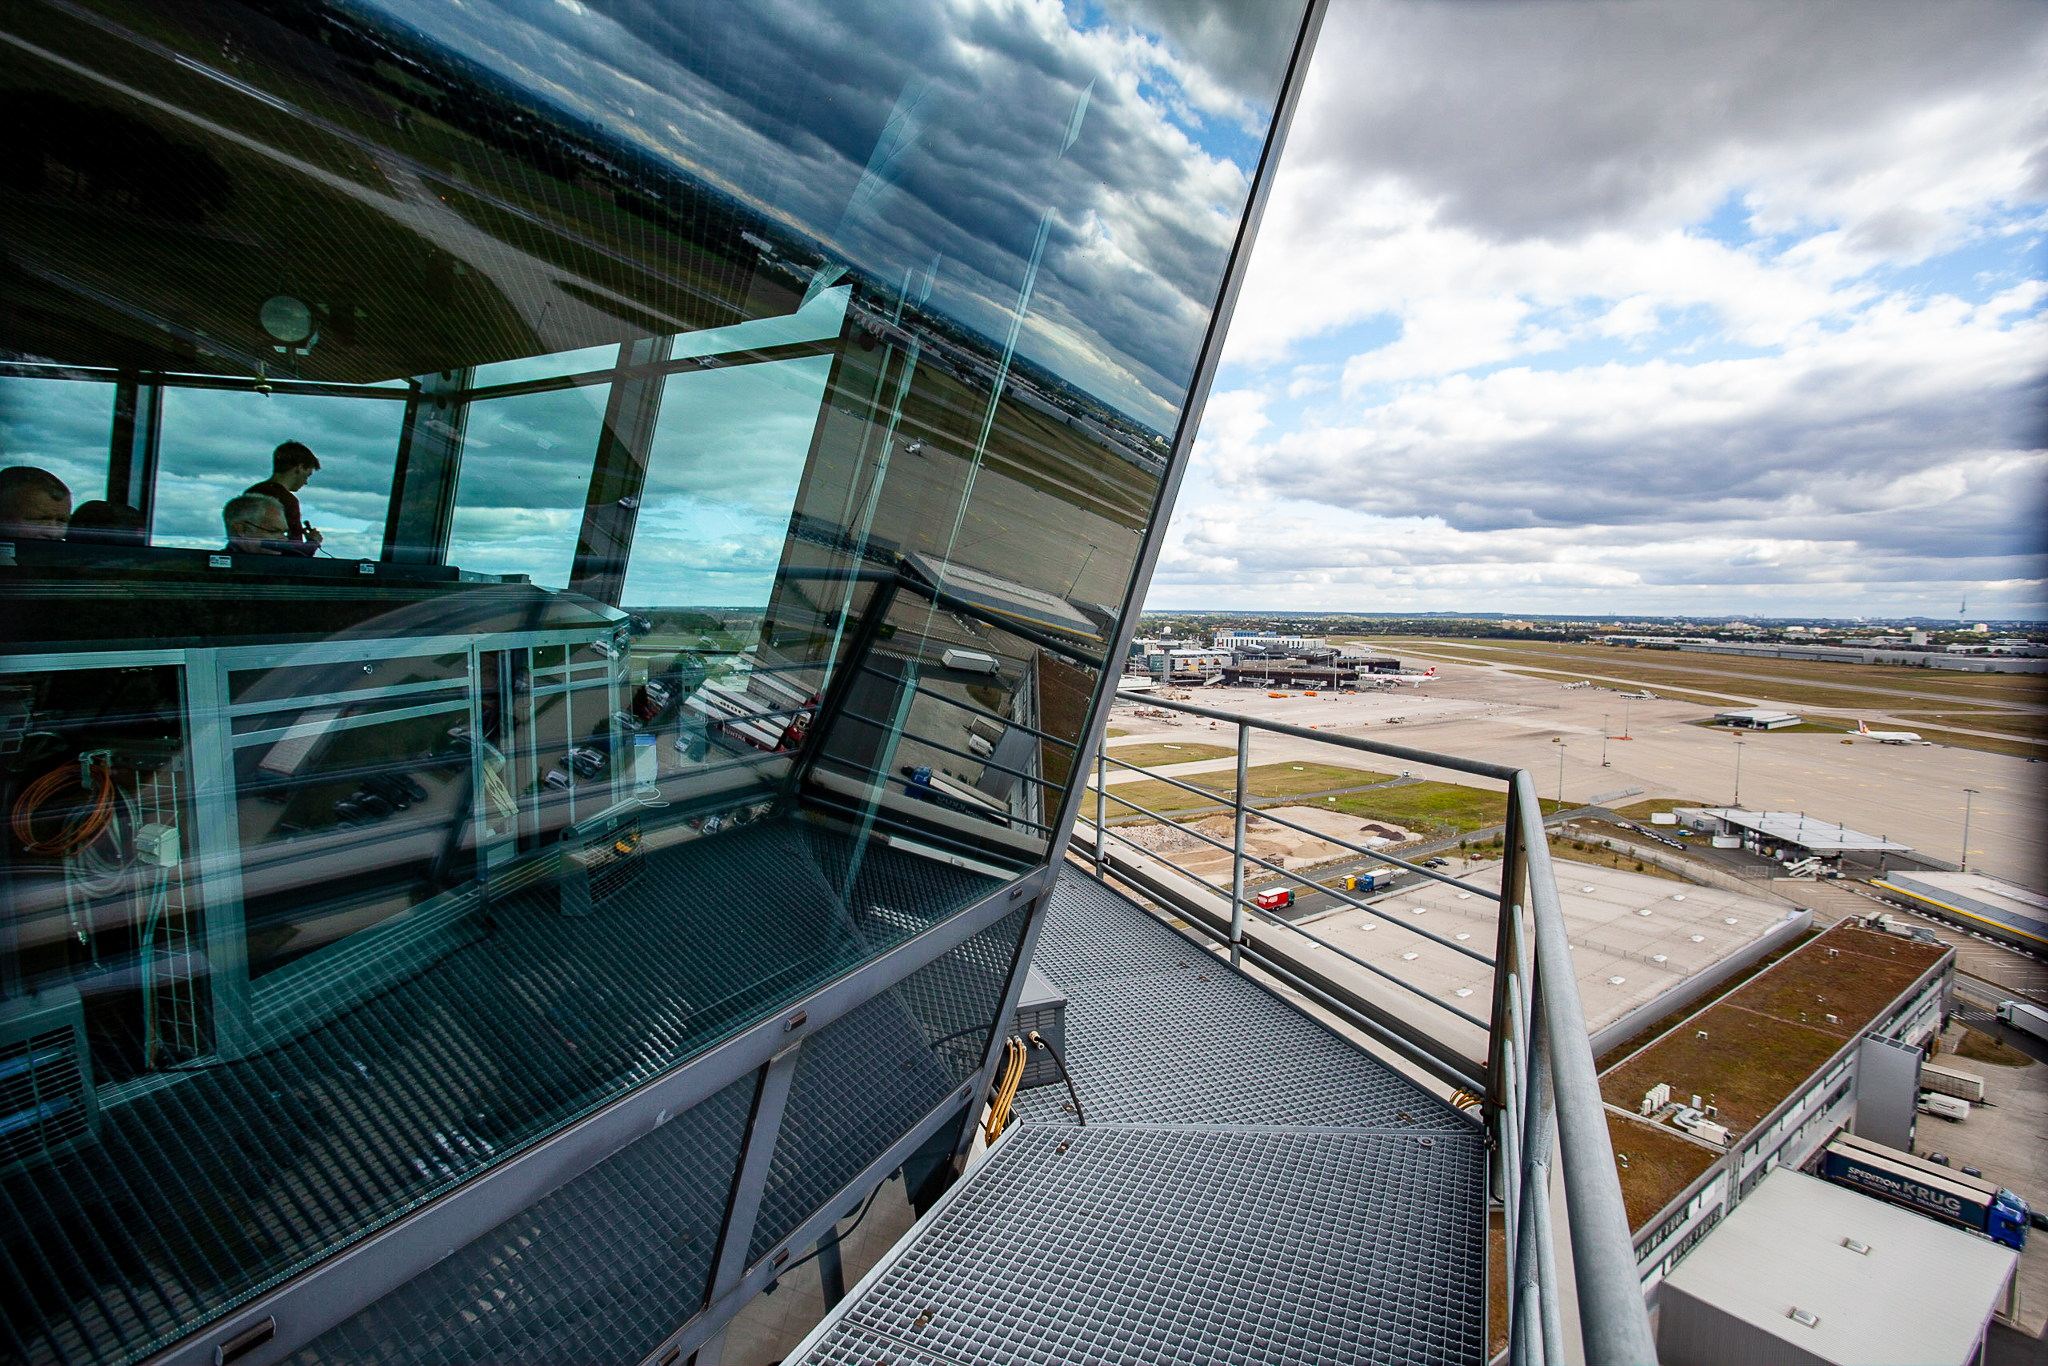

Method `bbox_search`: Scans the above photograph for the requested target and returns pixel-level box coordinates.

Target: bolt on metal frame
[1078,691,1654,1366]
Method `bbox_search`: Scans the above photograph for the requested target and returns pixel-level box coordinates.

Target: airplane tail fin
[1857,719,1869,734]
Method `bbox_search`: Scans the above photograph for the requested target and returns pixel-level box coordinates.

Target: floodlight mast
[1960,787,1979,872]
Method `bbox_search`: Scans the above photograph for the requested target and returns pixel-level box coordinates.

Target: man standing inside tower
[244,440,325,556]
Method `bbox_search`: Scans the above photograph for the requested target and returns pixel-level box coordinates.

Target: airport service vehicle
[1856,719,1923,744]
[1254,888,1294,911]
[1918,1093,1970,1122]
[1997,999,2048,1044]
[1820,1132,2029,1250]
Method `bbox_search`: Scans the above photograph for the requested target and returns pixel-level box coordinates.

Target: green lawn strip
[1101,761,1398,818]
[1104,742,1239,768]
[1327,783,1561,839]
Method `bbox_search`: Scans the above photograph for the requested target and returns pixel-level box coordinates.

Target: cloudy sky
[1154,0,2048,619]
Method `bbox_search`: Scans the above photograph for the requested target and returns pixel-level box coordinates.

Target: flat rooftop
[1876,870,2048,946]
[1658,1167,2016,1366]
[1677,807,1914,853]
[1600,921,1949,1227]
[1304,859,1804,1059]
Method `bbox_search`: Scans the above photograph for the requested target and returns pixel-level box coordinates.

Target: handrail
[1081,688,1656,1366]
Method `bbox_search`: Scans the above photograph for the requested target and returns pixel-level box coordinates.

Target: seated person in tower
[0,465,72,541]
[222,492,289,556]
[65,499,148,547]
[243,440,324,555]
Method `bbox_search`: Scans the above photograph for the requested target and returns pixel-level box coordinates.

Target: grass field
[1387,637,2047,755]
[1332,785,1562,838]
[1953,1027,2037,1068]
[1100,761,1395,817]
[1551,836,1687,881]
[1105,742,1237,768]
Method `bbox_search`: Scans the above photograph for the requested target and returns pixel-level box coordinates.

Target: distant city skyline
[1150,1,2048,619]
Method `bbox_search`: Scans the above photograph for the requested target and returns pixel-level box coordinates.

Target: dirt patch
[1609,1113,1721,1233]
[1953,1026,2038,1068]
[1552,839,1688,882]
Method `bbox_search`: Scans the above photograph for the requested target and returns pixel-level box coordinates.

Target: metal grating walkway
[787,872,1488,1366]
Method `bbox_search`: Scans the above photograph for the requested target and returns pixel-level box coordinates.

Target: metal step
[785,873,1488,1366]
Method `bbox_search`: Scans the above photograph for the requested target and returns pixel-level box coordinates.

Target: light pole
[1961,788,1979,872]
[1732,733,1744,808]
[1623,695,1633,739]
[1557,741,1567,808]
[1602,713,1611,767]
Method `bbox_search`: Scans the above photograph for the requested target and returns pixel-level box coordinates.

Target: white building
[1212,631,1325,653]
[1656,1168,2017,1366]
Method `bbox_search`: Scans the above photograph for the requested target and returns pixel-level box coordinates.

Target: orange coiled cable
[11,757,117,856]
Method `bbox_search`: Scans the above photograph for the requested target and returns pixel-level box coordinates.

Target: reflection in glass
[446,385,613,586]
[621,354,834,610]
[0,377,116,510]
[0,0,1310,1359]
[153,389,406,558]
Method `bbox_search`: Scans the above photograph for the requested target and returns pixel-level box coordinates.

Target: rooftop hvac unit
[558,802,644,918]
[1014,965,1068,1091]
[0,985,97,1177]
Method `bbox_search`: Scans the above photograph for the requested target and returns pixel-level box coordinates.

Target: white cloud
[1162,0,2048,617]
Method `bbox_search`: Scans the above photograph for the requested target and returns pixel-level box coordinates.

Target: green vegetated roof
[1599,921,1949,1229]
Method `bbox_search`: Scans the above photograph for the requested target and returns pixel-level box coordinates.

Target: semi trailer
[1819,1131,2028,1250]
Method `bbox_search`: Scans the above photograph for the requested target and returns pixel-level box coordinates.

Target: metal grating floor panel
[1010,876,1468,1131]
[788,872,1487,1366]
[799,1125,1486,1366]
[1,818,998,1366]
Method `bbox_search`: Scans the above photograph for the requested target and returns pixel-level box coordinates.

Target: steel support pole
[1515,772,1656,1366]
[1229,721,1250,967]
[1095,749,1108,875]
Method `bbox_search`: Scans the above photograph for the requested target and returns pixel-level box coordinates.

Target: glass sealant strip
[1093,783,1496,969]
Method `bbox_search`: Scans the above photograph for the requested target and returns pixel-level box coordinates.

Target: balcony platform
[787,872,1487,1366]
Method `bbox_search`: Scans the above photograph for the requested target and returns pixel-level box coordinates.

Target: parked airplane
[1857,719,1923,744]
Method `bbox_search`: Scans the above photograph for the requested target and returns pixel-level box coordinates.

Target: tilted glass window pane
[0,0,1310,1359]
[445,383,613,587]
[152,389,406,560]
[619,351,838,610]
[0,377,115,533]
[293,1068,759,1366]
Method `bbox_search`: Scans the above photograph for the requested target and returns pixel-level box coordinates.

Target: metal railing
[1077,691,1655,1366]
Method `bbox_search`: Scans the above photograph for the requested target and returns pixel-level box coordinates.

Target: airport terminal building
[0,5,1319,1363]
